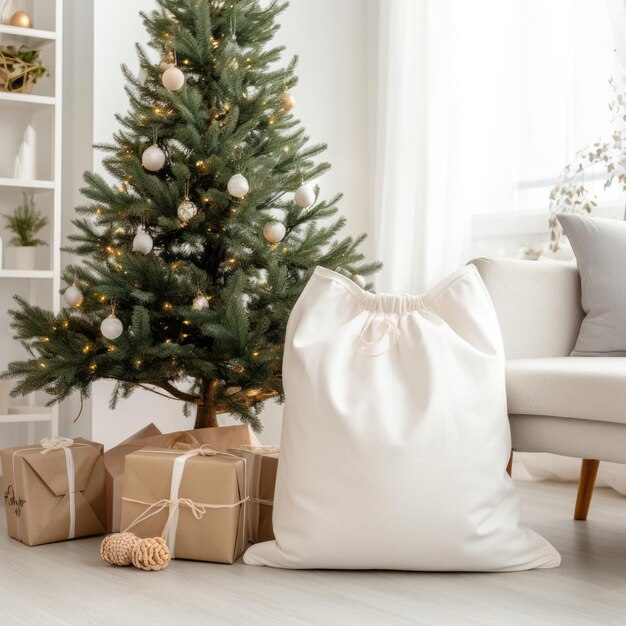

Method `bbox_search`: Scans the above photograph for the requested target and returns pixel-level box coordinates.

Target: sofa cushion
[506,357,626,424]
[558,213,626,356]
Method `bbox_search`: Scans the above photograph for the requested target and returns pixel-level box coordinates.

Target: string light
[182,320,190,326]
[163,302,173,311]
[182,58,190,65]
[251,350,260,357]
[62,320,69,329]
[107,345,117,352]
[42,337,50,343]
[88,363,97,373]
[39,362,47,369]
[82,345,91,354]
[134,359,143,368]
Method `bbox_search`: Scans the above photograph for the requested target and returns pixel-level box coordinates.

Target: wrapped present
[229,445,279,543]
[1,436,106,546]
[120,446,248,563]
[104,424,260,532]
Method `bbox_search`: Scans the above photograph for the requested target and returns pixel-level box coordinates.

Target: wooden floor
[1,481,626,625]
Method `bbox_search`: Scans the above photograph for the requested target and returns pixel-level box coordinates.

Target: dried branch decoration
[548,77,626,250]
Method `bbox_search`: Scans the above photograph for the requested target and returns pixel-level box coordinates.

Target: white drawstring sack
[244,265,560,571]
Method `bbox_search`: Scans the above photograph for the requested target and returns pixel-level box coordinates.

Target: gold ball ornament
[131,537,171,571]
[100,532,140,566]
[281,91,295,112]
[10,11,32,28]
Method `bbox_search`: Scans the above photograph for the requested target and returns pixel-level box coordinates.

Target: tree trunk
[194,379,219,429]
[194,402,218,428]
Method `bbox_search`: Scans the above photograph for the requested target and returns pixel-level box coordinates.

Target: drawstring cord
[357,293,423,356]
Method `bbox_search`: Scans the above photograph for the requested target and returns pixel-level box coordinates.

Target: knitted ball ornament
[131,537,171,571]
[100,532,140,566]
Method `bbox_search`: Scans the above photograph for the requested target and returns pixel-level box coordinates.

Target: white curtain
[371,0,615,294]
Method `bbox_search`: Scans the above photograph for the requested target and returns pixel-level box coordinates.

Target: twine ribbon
[40,436,74,454]
[238,444,280,455]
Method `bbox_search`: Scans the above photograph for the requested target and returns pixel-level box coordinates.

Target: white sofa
[472,257,626,520]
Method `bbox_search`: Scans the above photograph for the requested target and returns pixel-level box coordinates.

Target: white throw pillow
[244,266,560,571]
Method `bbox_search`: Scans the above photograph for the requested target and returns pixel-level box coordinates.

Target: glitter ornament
[177,197,198,222]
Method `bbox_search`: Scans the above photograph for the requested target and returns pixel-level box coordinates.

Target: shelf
[0,91,55,109]
[0,24,56,50]
[0,178,54,191]
[0,412,52,424]
[0,269,53,279]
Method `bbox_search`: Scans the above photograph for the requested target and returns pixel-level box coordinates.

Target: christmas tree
[2,0,379,430]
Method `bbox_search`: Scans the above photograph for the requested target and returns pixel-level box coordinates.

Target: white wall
[58,0,375,446]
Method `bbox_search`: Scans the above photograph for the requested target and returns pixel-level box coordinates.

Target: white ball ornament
[141,144,166,172]
[132,227,153,254]
[227,174,249,198]
[263,221,286,244]
[100,315,124,340]
[63,284,84,308]
[192,294,210,311]
[294,183,315,208]
[177,197,198,222]
[161,66,185,92]
[353,274,366,289]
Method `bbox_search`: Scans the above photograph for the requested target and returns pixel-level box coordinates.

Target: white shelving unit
[0,0,63,440]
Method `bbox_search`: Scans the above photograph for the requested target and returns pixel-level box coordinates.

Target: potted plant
[3,192,47,270]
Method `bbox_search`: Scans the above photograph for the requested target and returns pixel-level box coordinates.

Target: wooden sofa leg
[506,450,513,477]
[574,459,600,521]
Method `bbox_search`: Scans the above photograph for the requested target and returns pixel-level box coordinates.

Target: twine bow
[40,436,74,454]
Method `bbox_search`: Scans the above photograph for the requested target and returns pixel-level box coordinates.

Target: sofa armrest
[470,257,583,358]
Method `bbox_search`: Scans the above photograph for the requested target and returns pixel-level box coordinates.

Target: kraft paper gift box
[1,437,106,546]
[104,423,260,532]
[120,446,248,563]
[229,446,279,543]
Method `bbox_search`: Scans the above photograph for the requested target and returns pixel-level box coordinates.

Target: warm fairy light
[118,185,125,193]
[88,363,97,373]
[231,207,237,214]
[210,36,219,49]
[82,345,91,354]
[171,261,181,271]
[227,258,236,265]
[182,58,190,65]
[42,337,50,343]
[196,160,206,168]
[152,106,162,115]
[163,302,173,311]
[182,320,190,325]
[202,197,209,204]
[39,362,47,369]
[283,146,290,153]
[62,320,69,329]
[251,350,260,357]
[107,345,117,352]
[165,339,172,344]
[99,295,107,303]
[282,247,289,254]
[181,333,189,339]
[95,208,102,217]
[224,101,232,112]
[134,359,143,367]
[268,116,276,125]
[115,227,125,235]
